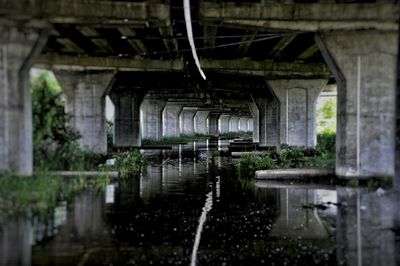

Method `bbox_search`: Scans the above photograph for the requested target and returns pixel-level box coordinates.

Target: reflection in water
[1,141,400,265]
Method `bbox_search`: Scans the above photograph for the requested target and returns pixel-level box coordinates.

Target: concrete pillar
[163,103,183,137]
[229,116,240,132]
[109,91,143,147]
[208,113,221,137]
[0,24,49,175]
[238,117,249,132]
[247,118,254,131]
[248,103,260,143]
[140,96,166,140]
[180,108,197,135]
[194,110,210,135]
[317,30,398,177]
[251,94,280,148]
[218,115,231,134]
[54,70,115,154]
[267,79,328,147]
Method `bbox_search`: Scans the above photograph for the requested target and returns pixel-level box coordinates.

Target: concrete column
[54,70,115,154]
[229,116,240,132]
[163,103,183,137]
[180,108,197,135]
[251,94,280,148]
[194,110,210,135]
[317,30,398,177]
[247,118,254,131]
[109,91,143,147]
[238,117,249,132]
[218,115,231,134]
[140,96,166,140]
[248,103,259,143]
[267,79,328,147]
[0,24,49,175]
[208,113,221,137]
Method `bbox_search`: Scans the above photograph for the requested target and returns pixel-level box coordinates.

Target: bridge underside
[0,0,398,179]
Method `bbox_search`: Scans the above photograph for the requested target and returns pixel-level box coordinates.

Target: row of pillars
[0,26,398,180]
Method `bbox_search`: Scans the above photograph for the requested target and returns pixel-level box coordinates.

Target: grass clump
[237,153,276,179]
[142,134,209,146]
[116,149,147,179]
[219,131,252,139]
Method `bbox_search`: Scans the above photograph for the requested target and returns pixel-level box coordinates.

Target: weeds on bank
[236,133,336,179]
[0,171,110,219]
[219,131,253,139]
[116,149,147,179]
[142,134,209,146]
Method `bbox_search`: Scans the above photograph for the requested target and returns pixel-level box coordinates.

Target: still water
[1,141,399,265]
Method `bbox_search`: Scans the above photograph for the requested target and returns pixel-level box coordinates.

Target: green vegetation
[116,149,147,179]
[317,98,337,134]
[236,133,336,178]
[0,172,109,218]
[142,134,209,146]
[32,71,105,171]
[219,131,252,139]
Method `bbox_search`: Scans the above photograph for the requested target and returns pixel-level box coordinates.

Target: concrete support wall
[219,115,231,134]
[248,103,260,143]
[317,30,399,177]
[109,91,143,147]
[251,94,280,147]
[229,116,240,132]
[140,96,166,140]
[180,108,197,135]
[0,25,49,175]
[55,70,115,153]
[247,118,254,131]
[238,117,249,131]
[208,113,220,137]
[267,79,327,147]
[194,110,210,135]
[163,103,183,137]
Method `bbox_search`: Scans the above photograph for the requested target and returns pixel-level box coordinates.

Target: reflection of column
[218,115,231,134]
[267,79,327,147]
[140,165,162,203]
[270,188,329,239]
[109,91,143,147]
[0,219,32,266]
[194,110,210,135]
[180,108,197,135]
[163,102,183,137]
[55,70,115,153]
[140,96,166,140]
[336,188,398,266]
[229,116,240,132]
[317,31,398,177]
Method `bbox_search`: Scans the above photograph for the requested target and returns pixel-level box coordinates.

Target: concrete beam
[266,34,296,58]
[200,2,399,31]
[236,30,258,57]
[0,1,170,26]
[297,44,319,60]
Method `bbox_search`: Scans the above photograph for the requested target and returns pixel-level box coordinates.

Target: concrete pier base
[208,113,220,137]
[55,70,115,153]
[194,110,210,135]
[317,30,399,177]
[163,103,183,137]
[140,96,166,140]
[219,115,231,134]
[248,103,260,143]
[0,24,50,175]
[109,91,143,147]
[251,94,280,148]
[180,108,197,135]
[267,79,327,147]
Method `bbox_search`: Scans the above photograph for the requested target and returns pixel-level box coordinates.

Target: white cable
[183,0,206,80]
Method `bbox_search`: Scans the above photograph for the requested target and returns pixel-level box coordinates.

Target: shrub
[237,153,276,179]
[116,149,147,179]
[259,154,275,170]
[279,147,305,168]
